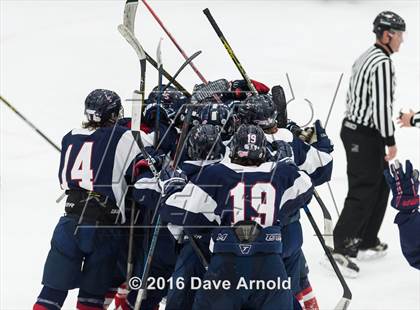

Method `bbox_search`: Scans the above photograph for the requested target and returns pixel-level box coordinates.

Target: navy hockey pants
[282,220,306,294]
[192,253,294,310]
[166,241,207,310]
[41,215,123,295]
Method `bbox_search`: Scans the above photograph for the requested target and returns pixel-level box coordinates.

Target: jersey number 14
[61,142,94,190]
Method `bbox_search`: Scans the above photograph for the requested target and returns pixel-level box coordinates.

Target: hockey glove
[192,79,230,102]
[159,165,188,197]
[311,120,334,153]
[286,120,313,142]
[384,160,419,212]
[271,85,287,128]
[229,79,270,100]
[271,140,293,162]
[134,150,166,177]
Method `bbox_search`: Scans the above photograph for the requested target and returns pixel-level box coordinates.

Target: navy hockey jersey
[58,126,152,218]
[161,160,314,255]
[265,128,333,186]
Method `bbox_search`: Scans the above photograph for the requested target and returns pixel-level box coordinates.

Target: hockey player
[160,124,314,310]
[33,89,146,310]
[235,94,333,309]
[165,124,225,310]
[199,102,236,142]
[384,160,420,269]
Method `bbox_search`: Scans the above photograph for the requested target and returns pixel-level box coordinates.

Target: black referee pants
[334,120,390,251]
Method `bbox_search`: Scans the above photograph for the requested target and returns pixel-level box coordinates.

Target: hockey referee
[332,11,406,276]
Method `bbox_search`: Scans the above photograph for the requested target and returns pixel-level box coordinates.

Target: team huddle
[32,79,336,310]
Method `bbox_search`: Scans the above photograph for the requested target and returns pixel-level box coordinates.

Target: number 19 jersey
[164,160,313,228]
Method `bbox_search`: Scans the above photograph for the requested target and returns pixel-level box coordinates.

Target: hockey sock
[33,286,68,310]
[114,283,129,309]
[300,285,319,310]
[76,290,104,310]
[103,288,117,309]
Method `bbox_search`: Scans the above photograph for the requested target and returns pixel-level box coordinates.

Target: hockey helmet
[84,89,122,123]
[373,11,406,36]
[187,124,224,161]
[237,94,277,130]
[230,124,267,162]
[200,102,235,140]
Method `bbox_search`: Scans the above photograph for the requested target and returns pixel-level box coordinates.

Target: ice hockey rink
[1,0,419,309]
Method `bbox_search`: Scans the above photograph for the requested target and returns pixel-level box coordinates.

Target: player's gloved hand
[159,165,188,197]
[229,79,270,100]
[134,150,166,177]
[286,119,301,135]
[311,120,334,153]
[384,160,419,212]
[271,140,293,162]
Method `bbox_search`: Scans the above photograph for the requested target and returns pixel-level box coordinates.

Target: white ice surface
[1,1,419,309]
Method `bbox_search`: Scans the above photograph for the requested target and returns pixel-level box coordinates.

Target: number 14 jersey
[58,126,148,209]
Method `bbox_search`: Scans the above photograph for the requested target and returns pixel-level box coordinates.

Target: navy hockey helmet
[237,94,278,129]
[200,102,235,140]
[230,124,267,163]
[145,85,189,125]
[373,11,406,36]
[84,89,122,123]
[187,124,224,161]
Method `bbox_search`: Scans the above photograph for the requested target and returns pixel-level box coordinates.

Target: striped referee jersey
[345,44,396,145]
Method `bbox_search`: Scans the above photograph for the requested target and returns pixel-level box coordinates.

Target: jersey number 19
[230,182,276,226]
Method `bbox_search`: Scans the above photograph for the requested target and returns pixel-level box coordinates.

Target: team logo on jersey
[239,244,252,255]
[265,233,282,242]
[216,233,228,241]
[65,202,75,209]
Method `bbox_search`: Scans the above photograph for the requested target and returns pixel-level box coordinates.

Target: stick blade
[118,24,146,60]
[123,0,139,33]
[334,297,351,310]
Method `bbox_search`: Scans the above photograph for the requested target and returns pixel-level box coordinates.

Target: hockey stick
[318,73,344,218]
[141,0,207,83]
[119,11,166,309]
[203,8,257,94]
[141,0,224,104]
[119,2,160,290]
[161,51,202,93]
[123,0,190,96]
[154,38,163,148]
[303,205,351,310]
[119,12,168,307]
[1,95,61,152]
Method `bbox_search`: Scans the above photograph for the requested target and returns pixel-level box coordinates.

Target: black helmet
[187,124,224,161]
[373,11,406,36]
[84,89,122,123]
[237,94,277,130]
[145,85,189,126]
[230,124,266,163]
[200,102,235,140]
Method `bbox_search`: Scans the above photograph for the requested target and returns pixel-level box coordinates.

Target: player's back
[59,125,145,207]
[201,160,313,229]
